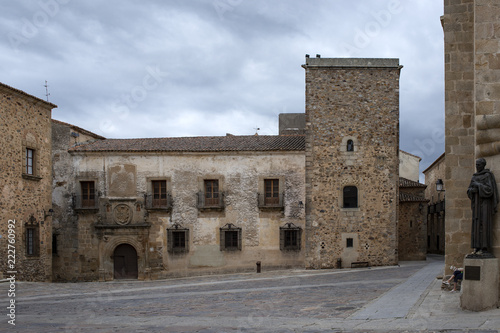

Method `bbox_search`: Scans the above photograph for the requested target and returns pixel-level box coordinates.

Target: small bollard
[256,261,261,273]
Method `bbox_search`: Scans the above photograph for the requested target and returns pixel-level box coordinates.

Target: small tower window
[343,186,358,208]
[346,140,354,152]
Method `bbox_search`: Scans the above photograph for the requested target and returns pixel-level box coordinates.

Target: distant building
[423,153,445,255]
[399,150,421,182]
[0,82,57,281]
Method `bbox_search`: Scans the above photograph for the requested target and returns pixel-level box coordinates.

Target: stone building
[52,121,305,281]
[400,150,422,182]
[303,57,401,269]
[443,0,500,286]
[0,82,57,281]
[423,153,445,255]
[399,177,428,261]
[2,56,429,282]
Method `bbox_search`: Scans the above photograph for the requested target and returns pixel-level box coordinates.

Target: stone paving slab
[1,256,500,332]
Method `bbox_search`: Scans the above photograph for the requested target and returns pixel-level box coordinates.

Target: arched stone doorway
[113,244,138,279]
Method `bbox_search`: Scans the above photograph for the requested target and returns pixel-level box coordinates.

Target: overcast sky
[1,0,444,178]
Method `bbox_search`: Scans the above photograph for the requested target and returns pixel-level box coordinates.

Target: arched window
[346,139,354,152]
[343,186,358,208]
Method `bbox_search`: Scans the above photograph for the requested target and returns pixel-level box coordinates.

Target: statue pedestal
[460,256,499,311]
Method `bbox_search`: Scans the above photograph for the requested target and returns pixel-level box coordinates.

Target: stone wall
[443,0,476,273]
[303,57,401,268]
[443,1,500,285]
[0,83,56,281]
[398,180,428,261]
[51,120,105,281]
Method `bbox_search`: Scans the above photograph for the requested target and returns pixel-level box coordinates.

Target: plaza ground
[1,255,499,332]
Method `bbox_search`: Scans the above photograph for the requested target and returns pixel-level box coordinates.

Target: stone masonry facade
[443,0,500,296]
[0,82,56,281]
[303,57,401,269]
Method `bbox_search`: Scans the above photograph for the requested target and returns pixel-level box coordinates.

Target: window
[81,181,95,208]
[343,186,358,208]
[22,144,41,180]
[205,180,219,206]
[152,180,167,208]
[346,238,353,248]
[52,234,58,255]
[167,223,189,254]
[25,215,39,257]
[280,223,302,251]
[26,148,34,175]
[347,140,354,152]
[198,179,224,209]
[264,179,280,206]
[220,224,242,251]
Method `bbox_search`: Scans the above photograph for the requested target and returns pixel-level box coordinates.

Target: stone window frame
[342,186,358,208]
[257,176,285,209]
[197,175,225,210]
[21,140,42,181]
[220,223,242,251]
[145,177,172,210]
[279,222,302,251]
[339,183,361,212]
[340,136,360,154]
[25,215,40,257]
[166,223,189,254]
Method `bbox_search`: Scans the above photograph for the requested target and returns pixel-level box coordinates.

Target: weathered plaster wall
[54,150,305,281]
[51,121,106,281]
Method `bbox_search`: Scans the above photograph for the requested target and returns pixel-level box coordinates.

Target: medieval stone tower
[303,57,401,268]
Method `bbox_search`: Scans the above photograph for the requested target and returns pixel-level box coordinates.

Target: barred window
[220,224,242,251]
[280,223,302,251]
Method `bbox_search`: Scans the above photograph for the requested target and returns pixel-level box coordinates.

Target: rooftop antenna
[254,127,260,135]
[44,80,50,102]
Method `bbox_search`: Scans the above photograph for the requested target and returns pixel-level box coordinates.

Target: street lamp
[436,179,444,192]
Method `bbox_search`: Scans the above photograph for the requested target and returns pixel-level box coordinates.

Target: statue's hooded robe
[467,168,499,250]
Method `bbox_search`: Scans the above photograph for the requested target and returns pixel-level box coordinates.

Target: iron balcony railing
[144,193,173,210]
[197,191,225,209]
[72,193,99,210]
[257,192,284,209]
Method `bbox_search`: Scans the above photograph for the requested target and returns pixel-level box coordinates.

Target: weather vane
[44,80,50,102]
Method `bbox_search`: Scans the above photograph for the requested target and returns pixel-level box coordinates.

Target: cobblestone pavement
[1,255,499,332]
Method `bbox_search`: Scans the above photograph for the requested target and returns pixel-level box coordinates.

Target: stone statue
[467,158,499,255]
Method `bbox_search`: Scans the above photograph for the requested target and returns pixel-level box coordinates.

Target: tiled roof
[399,177,426,188]
[69,135,306,153]
[399,192,428,203]
[52,119,106,140]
